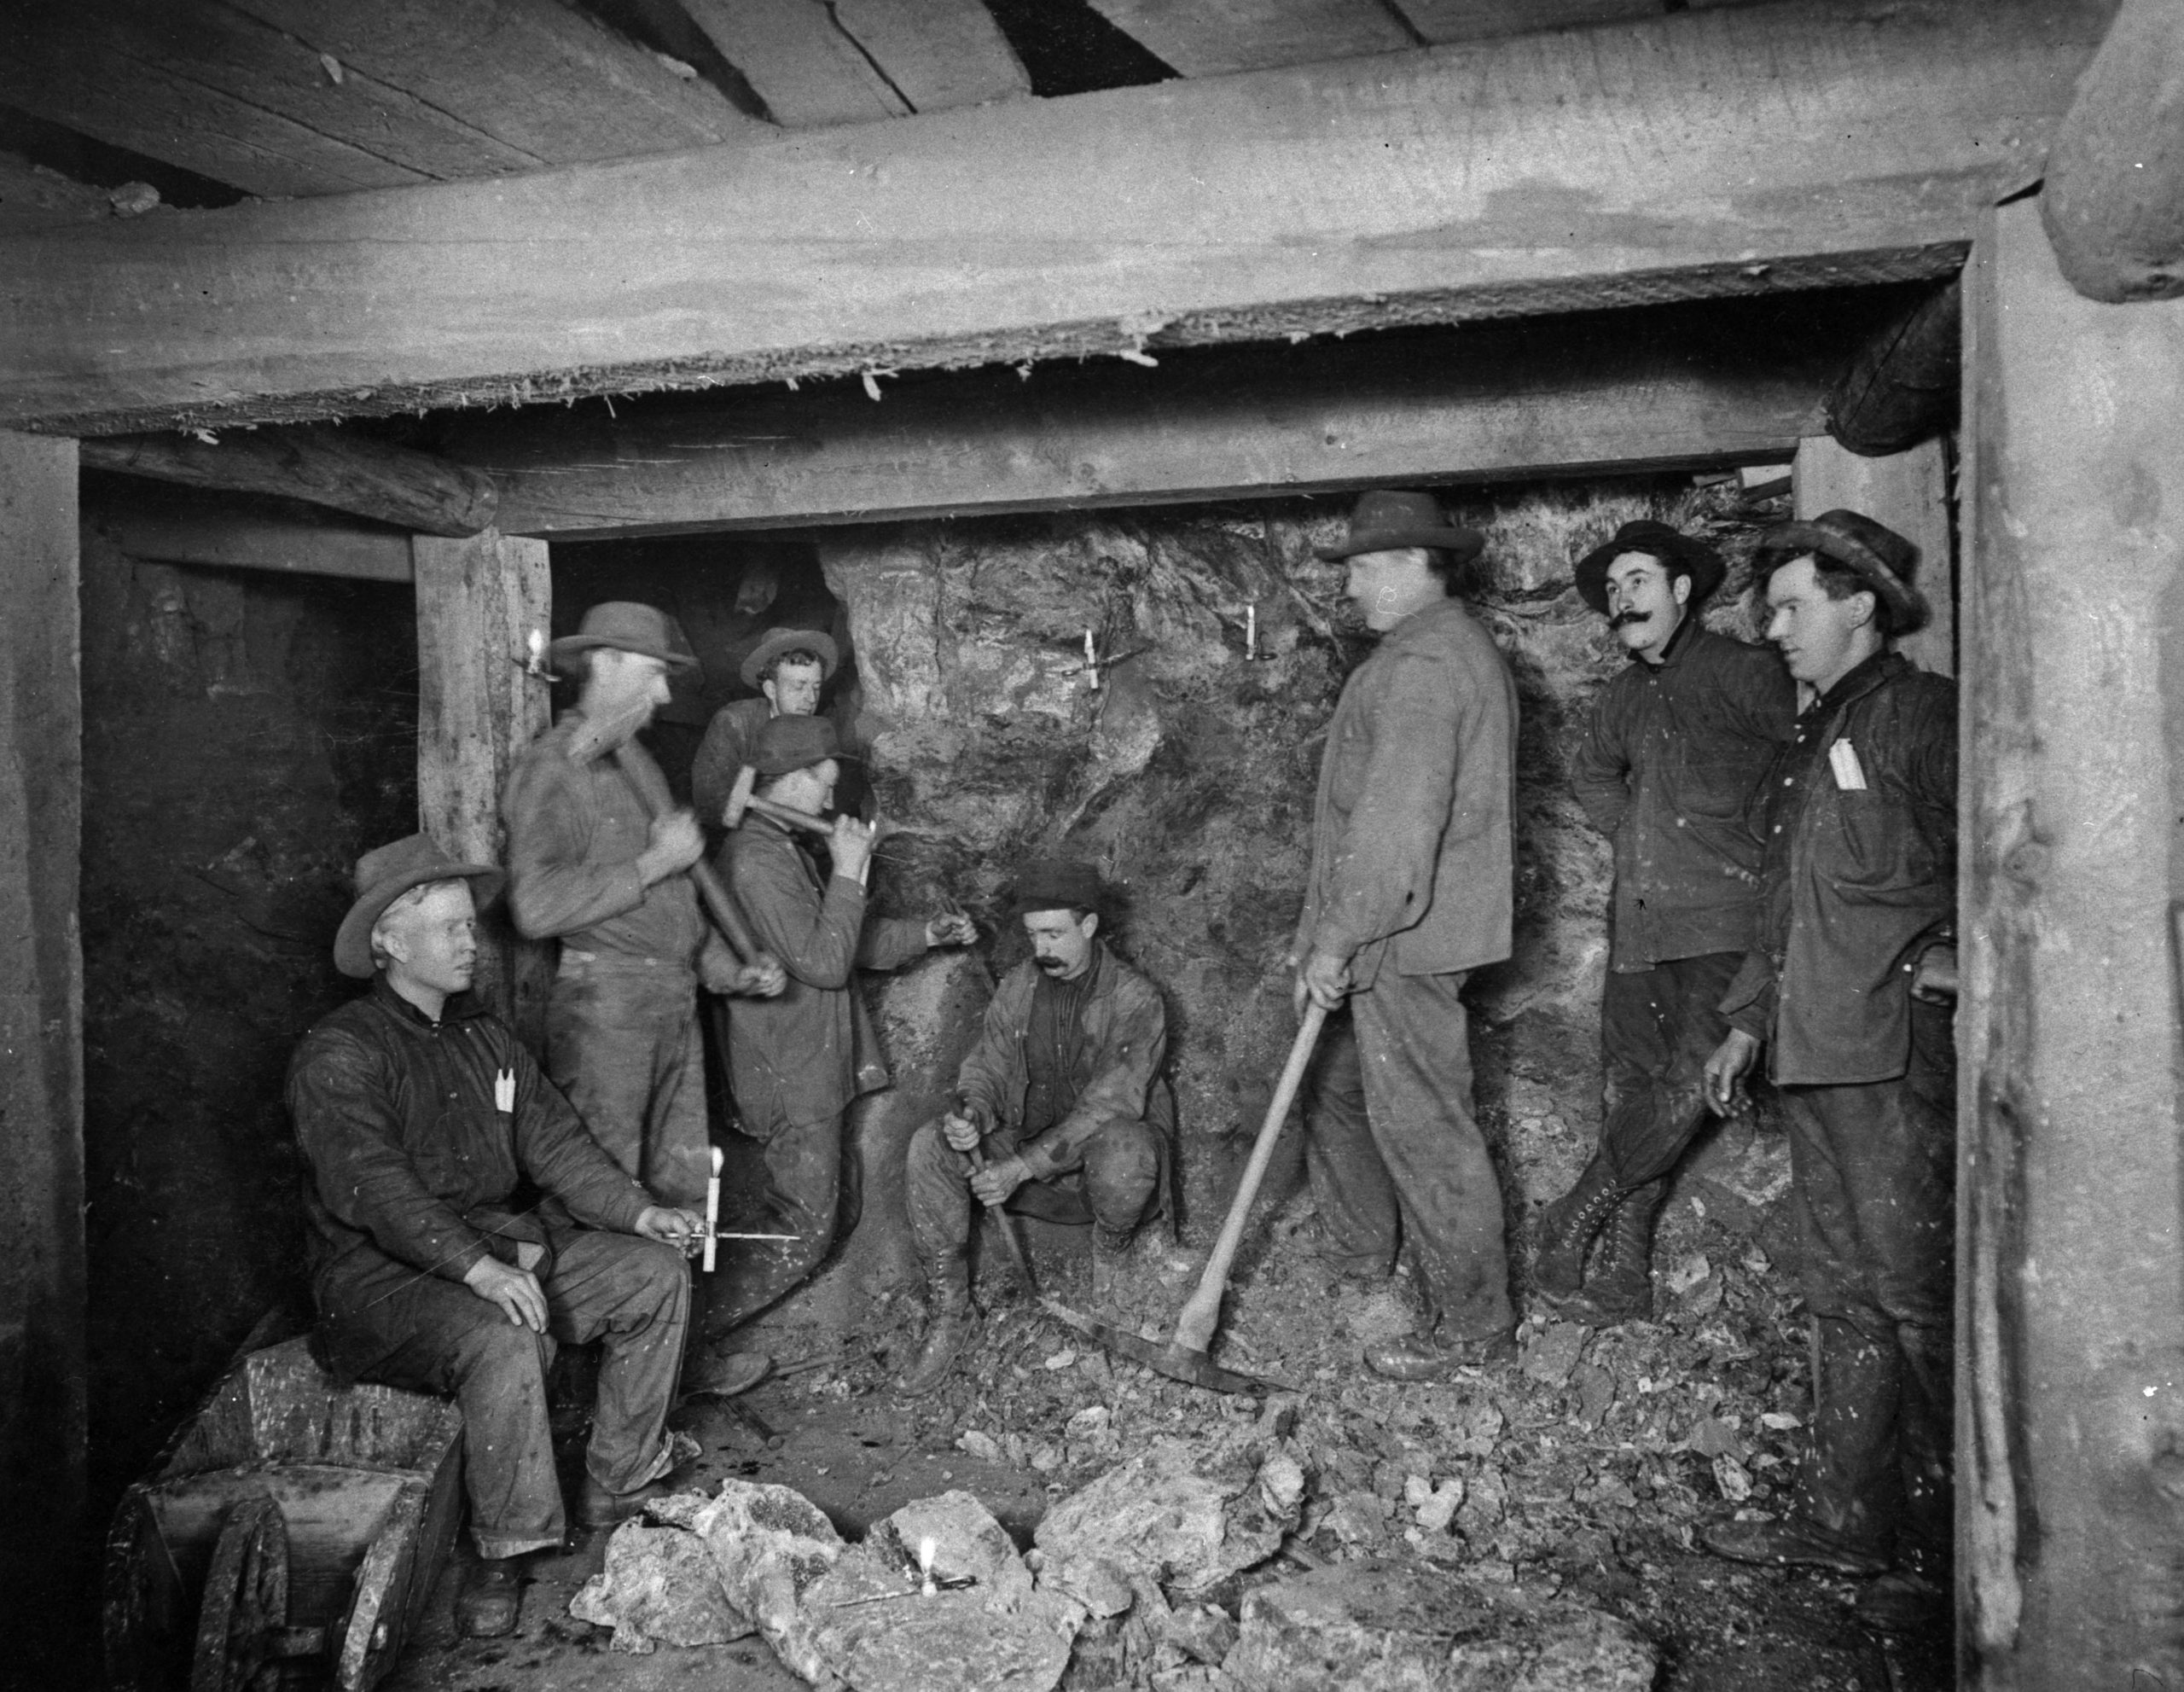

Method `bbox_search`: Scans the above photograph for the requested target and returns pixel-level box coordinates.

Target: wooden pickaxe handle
[608,742,770,966]
[962,1114,1041,1296]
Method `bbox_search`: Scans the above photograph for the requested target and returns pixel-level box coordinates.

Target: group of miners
[286,486,1955,1641]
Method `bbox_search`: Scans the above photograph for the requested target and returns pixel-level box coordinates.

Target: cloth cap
[549,602,697,672]
[333,833,502,980]
[1011,858,1105,916]
[1755,509,1929,633]
[751,713,857,776]
[739,627,839,692]
[1572,520,1728,615]
[1314,489,1485,563]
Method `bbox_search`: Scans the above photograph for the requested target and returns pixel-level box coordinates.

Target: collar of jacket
[368,970,486,1032]
[1381,595,1475,651]
[1027,938,1109,1009]
[1628,605,1701,671]
[1809,648,1907,719]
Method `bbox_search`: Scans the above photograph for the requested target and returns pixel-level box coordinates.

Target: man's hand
[828,814,876,883]
[926,911,978,948]
[970,1154,1031,1209]
[636,1206,706,1253]
[1299,946,1353,1012]
[637,810,705,885]
[941,1105,986,1154]
[1704,1029,1762,1117]
[463,1254,548,1332]
[735,956,788,997]
[1911,945,1958,1003]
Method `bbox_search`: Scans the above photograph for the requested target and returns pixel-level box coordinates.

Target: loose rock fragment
[568,1522,752,1654]
[686,1480,845,1683]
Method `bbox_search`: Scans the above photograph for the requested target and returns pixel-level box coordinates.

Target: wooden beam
[1824,277,1961,456]
[1083,0,1413,76]
[1792,434,1954,677]
[450,301,1842,538]
[414,532,552,1046]
[2041,0,2184,302]
[677,0,909,125]
[0,0,2111,435]
[828,0,1031,113]
[1391,0,1659,44]
[0,432,86,1630]
[1960,197,2184,1689]
[81,428,499,537]
[85,491,415,582]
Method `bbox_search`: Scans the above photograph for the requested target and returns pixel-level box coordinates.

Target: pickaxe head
[722,763,759,830]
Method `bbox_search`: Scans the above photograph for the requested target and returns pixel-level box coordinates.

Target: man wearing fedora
[1697,510,1957,1634]
[710,714,978,1363]
[692,626,839,829]
[1536,520,1796,1323]
[289,835,705,1638]
[897,858,1174,1398]
[1292,489,1520,1381]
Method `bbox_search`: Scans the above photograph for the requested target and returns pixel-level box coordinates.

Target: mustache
[1035,956,1066,972]
[1608,610,1651,630]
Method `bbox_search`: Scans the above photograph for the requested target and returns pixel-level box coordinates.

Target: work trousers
[312,1229,688,1559]
[903,1111,1163,1265]
[1302,971,1513,1341]
[708,1108,857,1336]
[1598,951,1742,1187]
[1780,997,1955,1564]
[545,951,710,1209]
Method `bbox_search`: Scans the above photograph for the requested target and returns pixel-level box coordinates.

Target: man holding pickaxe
[711,715,977,1372]
[503,601,786,1391]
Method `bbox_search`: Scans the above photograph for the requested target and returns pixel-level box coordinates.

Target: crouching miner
[289,836,704,1640]
[899,859,1172,1398]
[1698,510,1957,1637]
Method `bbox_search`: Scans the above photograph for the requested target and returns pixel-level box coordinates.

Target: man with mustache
[1538,521,1796,1323]
[897,858,1172,1397]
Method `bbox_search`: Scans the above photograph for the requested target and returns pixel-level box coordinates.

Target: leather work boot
[1531,1154,1624,1300]
[1090,1223,1136,1308]
[455,1557,523,1638]
[1365,1327,1518,1382]
[898,1250,976,1399]
[1562,1179,1669,1326]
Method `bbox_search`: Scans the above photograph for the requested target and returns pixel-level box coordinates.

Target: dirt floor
[384,1180,1949,1692]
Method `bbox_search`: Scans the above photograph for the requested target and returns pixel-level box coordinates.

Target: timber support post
[1960,196,2184,1689]
[0,431,86,1637]
[1792,433,1955,677]
[413,531,552,1048]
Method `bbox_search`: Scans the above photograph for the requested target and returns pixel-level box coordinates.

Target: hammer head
[721,764,758,830]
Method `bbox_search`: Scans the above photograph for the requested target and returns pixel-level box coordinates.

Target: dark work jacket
[1570,618,1797,970]
[1296,597,1518,987]
[1722,651,1957,1086]
[691,697,772,829]
[288,975,653,1314]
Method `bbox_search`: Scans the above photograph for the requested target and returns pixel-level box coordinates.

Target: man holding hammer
[503,601,784,1392]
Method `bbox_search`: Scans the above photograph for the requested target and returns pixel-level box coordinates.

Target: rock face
[1223,1561,1658,1692]
[568,1522,752,1654]
[679,1480,847,1683]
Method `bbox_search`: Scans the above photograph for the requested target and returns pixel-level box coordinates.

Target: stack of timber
[102,1338,462,1692]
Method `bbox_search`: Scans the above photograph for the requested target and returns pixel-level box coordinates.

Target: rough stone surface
[680,1480,847,1683]
[568,1521,752,1654]
[1223,1561,1657,1692]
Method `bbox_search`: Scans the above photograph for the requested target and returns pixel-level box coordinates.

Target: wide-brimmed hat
[334,834,502,980]
[751,714,859,776]
[1573,520,1727,615]
[1755,509,1929,632]
[1314,490,1485,563]
[739,627,839,692]
[549,602,698,672]
[1011,858,1105,916]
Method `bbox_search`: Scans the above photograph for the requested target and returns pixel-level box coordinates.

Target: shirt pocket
[1824,787,1939,901]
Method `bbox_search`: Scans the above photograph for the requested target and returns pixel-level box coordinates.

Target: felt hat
[1314,490,1485,563]
[1755,509,1929,633]
[334,834,502,980]
[739,627,840,692]
[549,602,697,672]
[1011,858,1106,916]
[750,713,858,776]
[1572,520,1728,615]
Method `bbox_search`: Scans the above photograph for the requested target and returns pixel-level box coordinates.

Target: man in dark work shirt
[897,859,1173,1397]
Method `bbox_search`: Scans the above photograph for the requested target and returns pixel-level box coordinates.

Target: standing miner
[1699,510,1956,1637]
[691,626,838,829]
[897,859,1173,1398]
[290,834,702,1640]
[1536,520,1795,1323]
[503,601,782,1394]
[1293,489,1520,1381]
[711,715,977,1381]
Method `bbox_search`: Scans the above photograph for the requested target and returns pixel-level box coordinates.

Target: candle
[1083,627,1101,691]
[918,1536,938,1597]
[1246,602,1257,660]
[702,1147,723,1272]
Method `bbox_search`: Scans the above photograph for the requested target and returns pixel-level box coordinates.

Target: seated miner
[691,625,838,828]
[897,858,1174,1398]
[288,834,704,1640]
[712,714,978,1380]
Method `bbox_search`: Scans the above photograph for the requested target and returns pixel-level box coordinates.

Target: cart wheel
[190,1495,289,1692]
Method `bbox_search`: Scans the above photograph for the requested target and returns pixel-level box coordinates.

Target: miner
[1292,488,1519,1380]
[503,601,782,1395]
[711,714,977,1380]
[691,626,838,828]
[1536,520,1795,1323]
[897,859,1174,1398]
[289,834,702,1639]
[1698,510,1956,1636]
